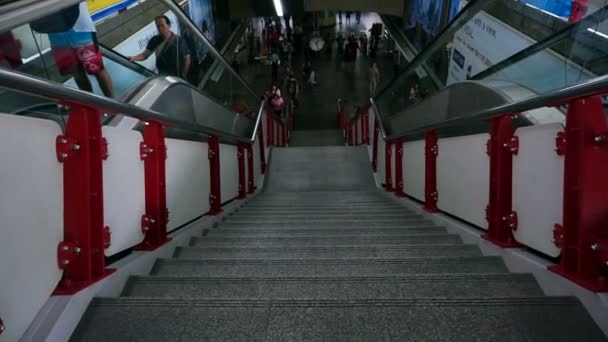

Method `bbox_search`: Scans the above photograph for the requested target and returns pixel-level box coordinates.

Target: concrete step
[220,219,434,228]
[234,208,412,215]
[217,221,435,230]
[231,210,415,217]
[71,297,606,342]
[208,226,447,237]
[174,244,483,260]
[243,203,402,208]
[225,215,424,223]
[151,257,509,277]
[190,234,461,248]
[122,273,544,299]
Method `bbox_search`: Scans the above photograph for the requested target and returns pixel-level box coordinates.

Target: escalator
[376,0,608,134]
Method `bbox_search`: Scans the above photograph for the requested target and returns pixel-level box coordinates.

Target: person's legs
[73,65,94,93]
[95,69,114,98]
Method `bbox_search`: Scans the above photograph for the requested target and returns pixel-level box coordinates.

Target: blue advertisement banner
[404,0,461,36]
[520,0,573,18]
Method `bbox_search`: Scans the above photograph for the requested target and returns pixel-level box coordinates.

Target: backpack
[30,5,80,33]
[271,95,283,109]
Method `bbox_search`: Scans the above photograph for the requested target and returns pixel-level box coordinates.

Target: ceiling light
[273,0,284,17]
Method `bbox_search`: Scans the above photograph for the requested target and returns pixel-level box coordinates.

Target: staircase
[70,147,606,341]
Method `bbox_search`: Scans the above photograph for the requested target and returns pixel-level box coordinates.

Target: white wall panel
[220,144,239,202]
[437,134,490,229]
[403,140,425,201]
[513,123,564,257]
[102,127,146,256]
[0,115,63,342]
[165,139,209,231]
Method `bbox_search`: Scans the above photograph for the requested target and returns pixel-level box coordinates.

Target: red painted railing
[343,84,608,292]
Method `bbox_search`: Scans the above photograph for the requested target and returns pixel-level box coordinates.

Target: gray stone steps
[220,219,433,228]
[190,234,461,248]
[234,209,411,215]
[71,297,606,342]
[174,244,482,260]
[122,273,544,299]
[208,226,447,237]
[226,214,423,222]
[151,257,509,277]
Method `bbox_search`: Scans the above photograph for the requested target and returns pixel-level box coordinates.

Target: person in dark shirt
[129,15,191,78]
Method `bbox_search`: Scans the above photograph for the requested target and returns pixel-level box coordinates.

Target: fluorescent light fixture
[588,28,608,39]
[273,0,284,17]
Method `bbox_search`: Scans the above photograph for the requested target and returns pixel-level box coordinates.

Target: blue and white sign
[520,0,573,18]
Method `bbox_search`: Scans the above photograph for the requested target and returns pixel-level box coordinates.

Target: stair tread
[71,297,606,342]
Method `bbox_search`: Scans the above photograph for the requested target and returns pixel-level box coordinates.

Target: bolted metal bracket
[103,226,111,249]
[56,135,80,162]
[502,211,518,231]
[101,137,109,160]
[57,241,81,270]
[428,144,439,156]
[141,215,155,234]
[553,224,565,248]
[208,148,216,161]
[139,142,154,160]
[555,132,566,155]
[504,136,519,155]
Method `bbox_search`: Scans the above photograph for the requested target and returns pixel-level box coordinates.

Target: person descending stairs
[71,146,606,341]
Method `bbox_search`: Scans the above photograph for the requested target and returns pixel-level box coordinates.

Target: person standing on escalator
[129,15,191,79]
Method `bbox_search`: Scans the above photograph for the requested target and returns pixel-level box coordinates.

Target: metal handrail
[0,67,259,144]
[379,74,608,141]
[0,0,259,100]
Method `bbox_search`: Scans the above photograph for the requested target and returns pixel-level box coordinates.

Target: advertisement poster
[87,0,138,21]
[520,0,573,18]
[404,0,461,36]
[446,10,595,93]
[183,0,215,63]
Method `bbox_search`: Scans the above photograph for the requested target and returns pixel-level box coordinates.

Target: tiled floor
[240,13,397,131]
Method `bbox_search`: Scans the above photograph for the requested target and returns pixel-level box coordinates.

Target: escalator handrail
[100,43,157,78]
[0,67,261,144]
[374,0,492,100]
[374,73,608,141]
[0,0,259,101]
[472,4,608,81]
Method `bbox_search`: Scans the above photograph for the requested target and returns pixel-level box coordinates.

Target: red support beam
[257,123,266,174]
[54,104,114,295]
[208,135,222,215]
[237,143,246,199]
[267,114,273,147]
[135,121,170,251]
[346,122,352,145]
[385,140,394,192]
[372,117,379,172]
[482,115,520,247]
[246,144,255,194]
[424,130,439,212]
[355,117,360,145]
[395,139,405,197]
[548,96,608,292]
[363,108,370,145]
[282,122,288,147]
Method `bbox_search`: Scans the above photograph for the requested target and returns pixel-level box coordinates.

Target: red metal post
[385,140,394,192]
[355,117,360,145]
[246,144,255,194]
[237,143,246,199]
[267,114,274,147]
[208,135,222,215]
[548,96,608,292]
[424,130,439,212]
[282,122,288,147]
[372,117,379,172]
[482,115,520,247]
[346,122,352,145]
[135,121,170,251]
[257,124,266,174]
[395,139,405,197]
[363,108,370,145]
[54,104,114,295]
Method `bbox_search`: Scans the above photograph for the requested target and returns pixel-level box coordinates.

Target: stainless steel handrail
[383,74,608,141]
[0,0,259,100]
[0,68,258,144]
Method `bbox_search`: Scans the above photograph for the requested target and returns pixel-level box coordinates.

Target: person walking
[345,12,351,26]
[338,11,343,25]
[368,61,380,97]
[271,50,280,85]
